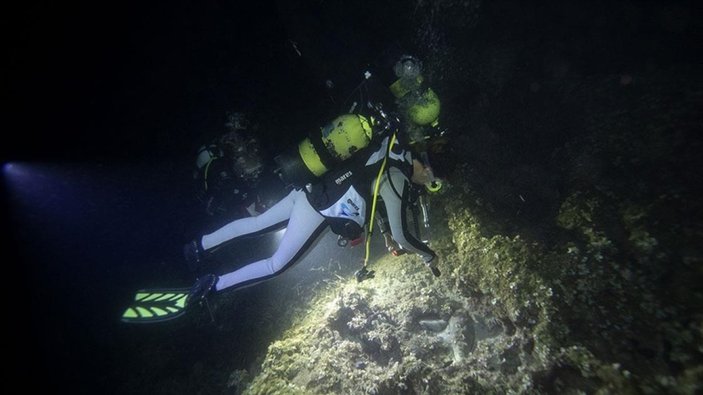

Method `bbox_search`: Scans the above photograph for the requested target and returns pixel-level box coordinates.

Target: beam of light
[4,160,195,272]
[4,161,96,226]
[4,162,107,272]
[3,162,16,174]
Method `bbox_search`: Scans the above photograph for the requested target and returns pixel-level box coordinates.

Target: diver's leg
[375,199,402,254]
[201,189,297,251]
[378,167,436,262]
[215,191,327,291]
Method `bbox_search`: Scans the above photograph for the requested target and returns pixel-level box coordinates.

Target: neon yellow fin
[121,288,190,324]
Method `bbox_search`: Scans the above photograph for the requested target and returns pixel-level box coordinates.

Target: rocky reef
[228,1,703,387]
[135,2,703,393]
[231,171,700,394]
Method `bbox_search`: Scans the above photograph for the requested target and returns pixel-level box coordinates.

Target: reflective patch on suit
[319,185,366,228]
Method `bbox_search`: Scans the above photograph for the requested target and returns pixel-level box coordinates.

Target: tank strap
[308,131,339,170]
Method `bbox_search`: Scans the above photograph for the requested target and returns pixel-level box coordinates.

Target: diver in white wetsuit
[120,55,452,323]
[184,54,450,303]
[184,111,444,300]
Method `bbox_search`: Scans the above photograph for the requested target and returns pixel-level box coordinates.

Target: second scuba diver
[192,111,267,220]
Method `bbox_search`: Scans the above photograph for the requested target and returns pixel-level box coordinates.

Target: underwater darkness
[3,0,702,394]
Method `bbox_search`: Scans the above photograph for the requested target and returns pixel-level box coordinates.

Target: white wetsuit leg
[213,189,327,292]
[378,167,436,262]
[201,189,297,251]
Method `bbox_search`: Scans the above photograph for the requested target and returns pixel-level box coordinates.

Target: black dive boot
[186,274,218,307]
[184,239,206,272]
[425,256,441,277]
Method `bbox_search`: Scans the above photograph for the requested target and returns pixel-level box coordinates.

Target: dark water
[4,0,701,393]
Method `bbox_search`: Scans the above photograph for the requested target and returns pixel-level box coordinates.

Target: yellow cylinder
[321,114,373,159]
[298,138,327,177]
[390,76,424,98]
[276,114,374,187]
[390,76,441,127]
[408,88,441,126]
[298,114,373,177]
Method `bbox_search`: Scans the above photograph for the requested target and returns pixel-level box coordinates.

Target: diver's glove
[425,256,441,277]
[355,266,376,283]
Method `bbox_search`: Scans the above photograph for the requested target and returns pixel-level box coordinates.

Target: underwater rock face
[242,251,549,394]
[234,1,701,393]
[418,318,447,332]
[241,137,701,394]
[243,175,701,394]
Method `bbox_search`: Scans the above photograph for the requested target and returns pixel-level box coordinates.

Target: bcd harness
[310,131,400,282]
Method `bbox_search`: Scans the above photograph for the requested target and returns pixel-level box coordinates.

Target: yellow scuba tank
[274,114,374,187]
[390,75,441,128]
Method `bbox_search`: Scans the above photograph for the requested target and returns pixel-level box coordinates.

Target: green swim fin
[121,288,190,324]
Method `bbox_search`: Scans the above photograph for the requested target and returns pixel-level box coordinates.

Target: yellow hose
[364,133,397,267]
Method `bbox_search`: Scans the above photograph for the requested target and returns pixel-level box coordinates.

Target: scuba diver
[120,55,450,324]
[366,55,447,255]
[121,108,448,323]
[192,112,268,221]
[320,54,446,256]
[190,109,443,292]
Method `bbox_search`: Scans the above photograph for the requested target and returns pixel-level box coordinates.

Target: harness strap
[308,131,339,170]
